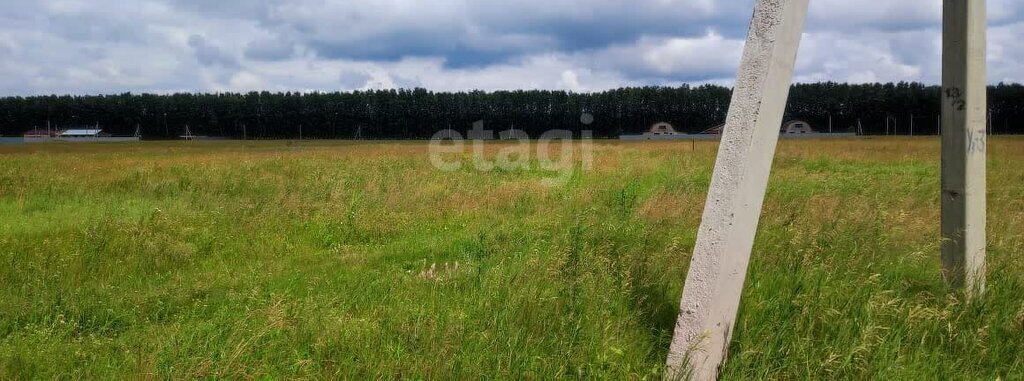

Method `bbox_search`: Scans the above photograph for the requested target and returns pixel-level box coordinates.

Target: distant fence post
[665,0,809,379]
[941,0,987,295]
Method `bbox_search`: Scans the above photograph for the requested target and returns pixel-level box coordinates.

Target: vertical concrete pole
[665,0,808,379]
[941,0,987,294]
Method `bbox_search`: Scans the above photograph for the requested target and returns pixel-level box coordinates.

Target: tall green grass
[0,138,1022,379]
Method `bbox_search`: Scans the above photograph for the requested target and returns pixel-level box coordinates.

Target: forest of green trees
[1,82,1021,139]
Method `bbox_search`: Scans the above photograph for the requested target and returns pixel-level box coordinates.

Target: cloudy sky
[1,0,1021,95]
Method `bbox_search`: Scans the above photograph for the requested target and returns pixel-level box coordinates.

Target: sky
[0,0,1021,95]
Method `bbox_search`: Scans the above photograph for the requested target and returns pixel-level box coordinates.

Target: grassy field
[1,138,1023,379]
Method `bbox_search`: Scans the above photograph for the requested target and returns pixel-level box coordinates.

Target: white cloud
[0,0,1020,95]
[793,30,932,84]
[989,21,1024,84]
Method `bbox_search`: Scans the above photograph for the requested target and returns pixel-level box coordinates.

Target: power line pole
[666,0,809,378]
[941,0,987,295]
[988,109,994,135]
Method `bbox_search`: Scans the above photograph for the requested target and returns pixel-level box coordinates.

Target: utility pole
[666,0,809,379]
[910,113,915,136]
[941,0,987,295]
[988,109,994,135]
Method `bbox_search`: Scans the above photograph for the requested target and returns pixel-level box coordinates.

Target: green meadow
[1,138,1022,379]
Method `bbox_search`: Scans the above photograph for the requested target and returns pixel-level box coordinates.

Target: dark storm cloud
[254,0,753,68]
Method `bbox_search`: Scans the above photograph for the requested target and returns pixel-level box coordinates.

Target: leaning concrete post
[665,0,808,379]
[941,0,987,295]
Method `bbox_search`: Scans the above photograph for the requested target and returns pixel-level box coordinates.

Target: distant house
[644,122,683,136]
[499,129,530,140]
[23,129,55,138]
[700,123,725,134]
[781,120,815,134]
[23,126,139,143]
[60,129,107,138]
[620,122,688,140]
[699,120,817,135]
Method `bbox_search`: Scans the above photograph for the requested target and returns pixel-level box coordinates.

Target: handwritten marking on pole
[945,87,966,111]
[967,128,986,154]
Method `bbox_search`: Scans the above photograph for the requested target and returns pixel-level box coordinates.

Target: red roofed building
[700,123,726,135]
[23,129,56,138]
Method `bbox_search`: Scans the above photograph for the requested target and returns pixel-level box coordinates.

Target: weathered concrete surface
[665,0,809,379]
[941,0,987,294]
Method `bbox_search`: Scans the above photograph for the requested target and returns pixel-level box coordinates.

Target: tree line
[0,82,1021,139]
